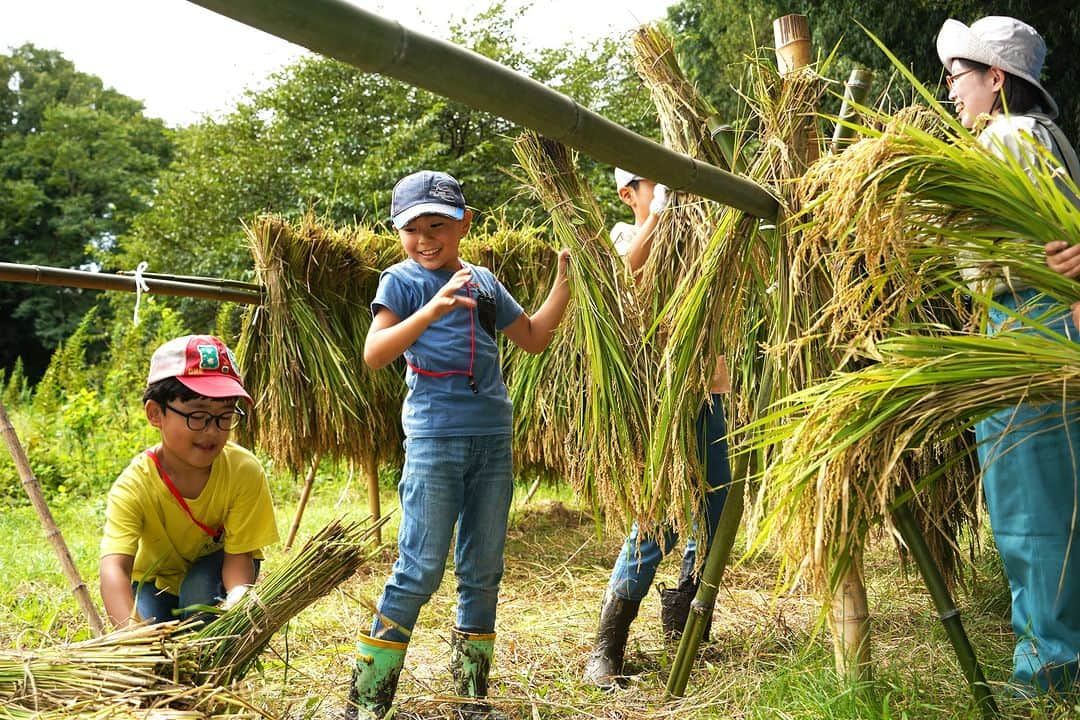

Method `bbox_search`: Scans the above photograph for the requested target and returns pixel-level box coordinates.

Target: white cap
[614,168,643,190]
[936,16,1057,119]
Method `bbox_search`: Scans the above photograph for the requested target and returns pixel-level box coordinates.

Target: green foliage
[0,302,188,503]
[116,3,657,332]
[0,44,174,377]
[666,0,1080,139]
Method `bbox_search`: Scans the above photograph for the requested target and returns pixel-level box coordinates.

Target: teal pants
[978,290,1080,692]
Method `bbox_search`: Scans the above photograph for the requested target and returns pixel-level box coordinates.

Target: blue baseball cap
[390,170,467,229]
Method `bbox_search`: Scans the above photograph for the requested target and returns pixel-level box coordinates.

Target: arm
[364,267,478,369]
[221,551,257,591]
[623,213,661,276]
[502,249,572,354]
[622,184,669,277]
[100,553,136,628]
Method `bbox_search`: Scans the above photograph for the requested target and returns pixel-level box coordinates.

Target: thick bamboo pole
[183,0,779,220]
[893,502,999,718]
[666,363,770,698]
[828,554,872,680]
[0,398,105,635]
[0,262,261,305]
[831,69,874,153]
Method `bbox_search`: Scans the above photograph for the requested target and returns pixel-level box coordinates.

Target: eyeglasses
[164,403,245,431]
[945,68,978,90]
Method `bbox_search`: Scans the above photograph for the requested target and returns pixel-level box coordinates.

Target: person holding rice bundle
[350,170,571,719]
[937,15,1080,695]
[582,169,733,689]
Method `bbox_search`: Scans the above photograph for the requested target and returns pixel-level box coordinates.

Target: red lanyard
[145,450,224,542]
[404,276,479,394]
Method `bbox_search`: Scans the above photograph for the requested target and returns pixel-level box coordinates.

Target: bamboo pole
[363,454,382,545]
[284,453,322,552]
[0,262,261,305]
[666,363,770,698]
[828,554,872,680]
[183,0,779,220]
[893,502,999,718]
[830,69,874,154]
[0,398,104,635]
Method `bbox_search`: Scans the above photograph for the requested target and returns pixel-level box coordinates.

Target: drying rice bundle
[750,330,1080,590]
[237,214,405,472]
[191,517,385,685]
[513,132,663,535]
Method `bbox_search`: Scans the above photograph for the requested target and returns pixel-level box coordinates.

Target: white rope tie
[132,261,150,325]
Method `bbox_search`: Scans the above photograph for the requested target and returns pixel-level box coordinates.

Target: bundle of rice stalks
[0,622,193,712]
[190,517,386,685]
[749,329,1080,590]
[513,132,660,535]
[237,214,405,473]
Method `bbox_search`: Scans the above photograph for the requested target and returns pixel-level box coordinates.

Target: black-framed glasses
[164,403,245,431]
[945,68,978,90]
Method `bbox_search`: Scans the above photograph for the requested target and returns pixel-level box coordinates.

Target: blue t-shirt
[372,259,524,438]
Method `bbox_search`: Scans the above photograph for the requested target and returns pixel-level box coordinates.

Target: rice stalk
[189,517,386,685]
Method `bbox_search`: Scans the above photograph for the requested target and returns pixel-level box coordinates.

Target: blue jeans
[608,397,732,602]
[134,550,261,623]
[373,434,514,643]
[977,290,1080,692]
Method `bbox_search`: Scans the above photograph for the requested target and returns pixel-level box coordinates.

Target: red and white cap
[147,335,252,402]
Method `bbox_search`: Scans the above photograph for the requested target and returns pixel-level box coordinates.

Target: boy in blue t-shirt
[348,170,570,719]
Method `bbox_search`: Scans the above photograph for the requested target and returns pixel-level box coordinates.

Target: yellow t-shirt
[101,442,279,596]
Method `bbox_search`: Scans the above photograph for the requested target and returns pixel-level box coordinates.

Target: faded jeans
[373,434,513,643]
[134,549,261,623]
[608,397,732,602]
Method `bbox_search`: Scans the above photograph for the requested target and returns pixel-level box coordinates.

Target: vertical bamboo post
[667,364,773,698]
[893,502,998,718]
[774,14,819,169]
[284,453,321,551]
[828,553,872,680]
[0,398,104,635]
[830,69,874,154]
[364,454,381,545]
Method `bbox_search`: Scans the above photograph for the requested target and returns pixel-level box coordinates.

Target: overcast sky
[0,0,668,127]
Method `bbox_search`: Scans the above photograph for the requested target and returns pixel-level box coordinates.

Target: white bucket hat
[936,16,1058,119]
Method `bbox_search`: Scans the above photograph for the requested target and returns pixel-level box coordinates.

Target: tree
[666,0,1080,140]
[0,44,174,378]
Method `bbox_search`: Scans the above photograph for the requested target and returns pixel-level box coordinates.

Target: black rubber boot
[582,593,641,690]
[659,555,712,642]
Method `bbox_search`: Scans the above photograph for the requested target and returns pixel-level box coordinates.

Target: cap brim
[177,375,252,403]
[392,203,465,229]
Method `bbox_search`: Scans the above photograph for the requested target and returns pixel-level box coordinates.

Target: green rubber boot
[345,634,407,720]
[450,628,502,719]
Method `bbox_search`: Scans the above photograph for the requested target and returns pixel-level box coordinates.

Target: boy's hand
[1045,240,1080,278]
[649,184,670,216]
[427,267,478,319]
[555,248,571,283]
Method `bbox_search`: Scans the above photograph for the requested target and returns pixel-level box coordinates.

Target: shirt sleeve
[101,474,143,558]
[371,267,418,320]
[493,276,525,331]
[222,451,279,556]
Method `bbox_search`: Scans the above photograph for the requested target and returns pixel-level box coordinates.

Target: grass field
[2,469,1078,719]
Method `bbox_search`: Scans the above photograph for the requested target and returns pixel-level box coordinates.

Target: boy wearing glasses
[99,334,278,627]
